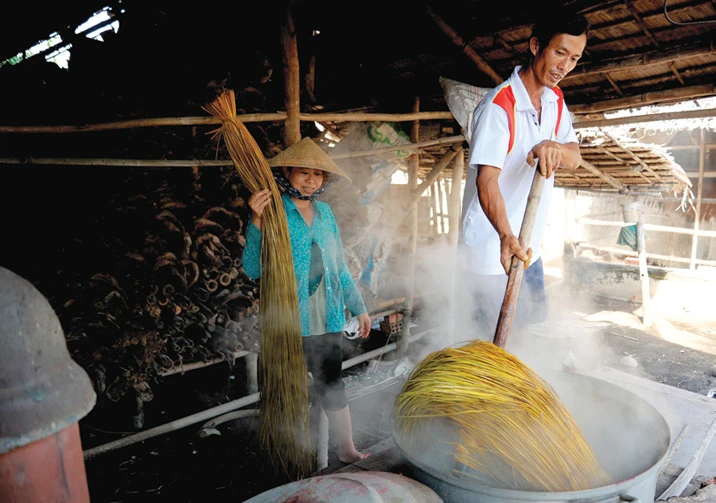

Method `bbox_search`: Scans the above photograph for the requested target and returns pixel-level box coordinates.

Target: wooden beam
[425,4,503,85]
[563,42,715,82]
[408,144,461,200]
[623,0,660,49]
[689,129,706,270]
[578,160,628,192]
[0,106,711,136]
[280,1,301,147]
[569,84,716,114]
[603,132,663,182]
[448,148,464,247]
[573,108,716,128]
[331,135,464,160]
[400,97,421,356]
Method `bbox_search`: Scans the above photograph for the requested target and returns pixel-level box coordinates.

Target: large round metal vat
[393,369,671,503]
[244,471,443,502]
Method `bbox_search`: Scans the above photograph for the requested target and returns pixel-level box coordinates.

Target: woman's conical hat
[267,137,351,183]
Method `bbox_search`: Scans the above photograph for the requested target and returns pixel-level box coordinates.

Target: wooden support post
[439,178,448,235]
[245,352,258,394]
[447,149,464,346]
[316,409,329,469]
[636,205,652,327]
[408,144,461,200]
[434,180,443,234]
[690,128,706,270]
[399,98,420,356]
[448,148,464,247]
[280,1,301,147]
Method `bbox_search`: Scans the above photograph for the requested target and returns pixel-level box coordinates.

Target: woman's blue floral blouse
[242,193,367,336]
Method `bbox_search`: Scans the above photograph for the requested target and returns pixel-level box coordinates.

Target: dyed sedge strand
[202,90,313,478]
[394,340,612,492]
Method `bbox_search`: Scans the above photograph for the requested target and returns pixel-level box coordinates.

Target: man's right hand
[248,189,272,231]
[499,234,532,275]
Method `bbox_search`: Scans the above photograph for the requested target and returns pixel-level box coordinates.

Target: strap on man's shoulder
[491,84,517,154]
[553,86,565,139]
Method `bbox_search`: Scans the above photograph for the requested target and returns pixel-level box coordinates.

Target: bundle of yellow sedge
[203,89,313,478]
[394,339,612,492]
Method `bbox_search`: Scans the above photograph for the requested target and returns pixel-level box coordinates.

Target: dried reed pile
[203,89,313,478]
[394,339,612,492]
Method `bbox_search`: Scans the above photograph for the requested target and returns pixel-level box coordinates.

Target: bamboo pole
[448,149,464,247]
[408,144,461,200]
[568,84,716,114]
[579,218,716,238]
[399,97,421,356]
[603,132,663,182]
[434,180,443,234]
[689,129,706,270]
[447,149,464,347]
[493,169,545,348]
[424,5,503,85]
[1,107,712,135]
[575,243,716,267]
[281,1,301,147]
[0,137,465,167]
[635,204,652,327]
[333,135,464,160]
[579,160,628,192]
[439,178,448,234]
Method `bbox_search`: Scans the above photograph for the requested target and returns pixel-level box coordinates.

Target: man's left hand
[526,140,563,178]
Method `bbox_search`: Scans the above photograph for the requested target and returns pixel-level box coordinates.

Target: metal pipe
[83,392,260,459]
[342,328,434,370]
[84,326,437,459]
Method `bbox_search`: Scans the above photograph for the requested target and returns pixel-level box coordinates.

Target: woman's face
[285,167,325,197]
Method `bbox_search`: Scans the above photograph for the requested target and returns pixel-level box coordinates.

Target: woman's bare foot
[338,447,368,464]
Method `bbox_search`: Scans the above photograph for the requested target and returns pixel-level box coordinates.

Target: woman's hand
[357,313,371,339]
[248,189,272,230]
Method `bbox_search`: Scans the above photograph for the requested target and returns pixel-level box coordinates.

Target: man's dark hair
[530,11,590,54]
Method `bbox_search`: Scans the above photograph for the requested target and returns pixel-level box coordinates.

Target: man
[460,12,589,338]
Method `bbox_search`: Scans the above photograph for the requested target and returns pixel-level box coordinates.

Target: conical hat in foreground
[267,137,351,183]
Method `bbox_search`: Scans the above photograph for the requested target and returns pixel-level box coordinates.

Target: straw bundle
[394,339,612,492]
[203,89,313,478]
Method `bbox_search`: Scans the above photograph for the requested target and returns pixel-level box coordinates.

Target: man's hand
[499,234,533,275]
[526,140,564,178]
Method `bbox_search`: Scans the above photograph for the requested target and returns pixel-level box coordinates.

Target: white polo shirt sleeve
[467,102,511,171]
[556,105,579,144]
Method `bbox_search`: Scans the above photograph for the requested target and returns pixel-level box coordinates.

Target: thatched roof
[0,0,713,197]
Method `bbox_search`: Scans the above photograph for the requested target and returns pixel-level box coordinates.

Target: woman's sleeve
[241,221,262,281]
[331,213,367,316]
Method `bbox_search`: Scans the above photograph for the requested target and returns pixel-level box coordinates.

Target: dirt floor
[80,279,716,502]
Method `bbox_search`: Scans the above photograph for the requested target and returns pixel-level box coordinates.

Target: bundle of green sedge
[203,89,313,478]
[394,339,612,492]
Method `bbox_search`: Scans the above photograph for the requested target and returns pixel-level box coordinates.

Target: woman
[242,137,372,464]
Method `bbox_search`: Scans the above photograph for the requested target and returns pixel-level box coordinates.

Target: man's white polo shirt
[460,66,578,276]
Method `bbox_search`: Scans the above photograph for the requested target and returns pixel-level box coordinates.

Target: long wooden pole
[563,42,715,82]
[493,169,545,348]
[447,150,464,346]
[281,1,301,147]
[399,97,420,356]
[689,128,706,270]
[568,84,715,114]
[635,203,652,327]
[448,149,464,246]
[425,5,503,85]
[1,107,712,135]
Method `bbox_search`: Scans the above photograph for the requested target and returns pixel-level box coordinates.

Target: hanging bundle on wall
[202,89,313,478]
